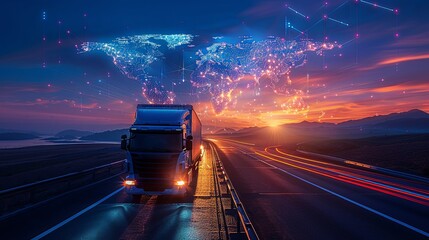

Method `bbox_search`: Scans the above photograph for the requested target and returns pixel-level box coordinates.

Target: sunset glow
[1,0,428,133]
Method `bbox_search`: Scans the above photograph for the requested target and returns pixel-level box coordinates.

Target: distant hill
[80,129,128,142]
[0,129,42,136]
[339,109,429,128]
[283,121,336,129]
[373,118,429,132]
[214,128,237,134]
[274,109,429,138]
[0,133,39,141]
[55,130,93,139]
[217,109,429,144]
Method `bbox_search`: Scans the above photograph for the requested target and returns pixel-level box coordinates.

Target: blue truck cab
[121,104,202,196]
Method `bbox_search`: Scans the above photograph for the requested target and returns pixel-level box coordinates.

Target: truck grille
[131,153,179,191]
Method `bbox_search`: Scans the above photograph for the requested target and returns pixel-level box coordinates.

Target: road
[209,137,429,240]
[1,138,428,240]
[0,143,226,240]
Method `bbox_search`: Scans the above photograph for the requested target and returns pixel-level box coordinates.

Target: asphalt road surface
[0,143,226,240]
[2,138,428,240]
[209,137,429,240]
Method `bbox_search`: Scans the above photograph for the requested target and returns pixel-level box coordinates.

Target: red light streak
[256,147,429,206]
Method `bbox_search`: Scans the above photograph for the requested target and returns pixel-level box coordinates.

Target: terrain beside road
[297,134,429,177]
[0,144,125,190]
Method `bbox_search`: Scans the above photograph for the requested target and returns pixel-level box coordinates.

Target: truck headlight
[175,180,185,186]
[124,180,136,186]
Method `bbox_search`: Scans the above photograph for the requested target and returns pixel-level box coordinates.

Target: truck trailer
[121,104,202,196]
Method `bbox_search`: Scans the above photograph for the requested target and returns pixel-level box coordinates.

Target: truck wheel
[132,194,141,203]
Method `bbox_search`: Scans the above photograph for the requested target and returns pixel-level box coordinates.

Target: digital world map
[3,0,428,133]
[79,34,338,114]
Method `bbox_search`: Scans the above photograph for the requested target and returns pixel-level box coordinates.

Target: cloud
[377,53,429,66]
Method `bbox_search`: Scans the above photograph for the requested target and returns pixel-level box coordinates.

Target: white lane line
[31,187,124,240]
[256,157,429,238]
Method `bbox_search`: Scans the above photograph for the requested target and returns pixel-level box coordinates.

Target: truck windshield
[129,131,182,152]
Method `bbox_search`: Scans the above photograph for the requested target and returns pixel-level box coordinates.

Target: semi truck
[121,104,202,196]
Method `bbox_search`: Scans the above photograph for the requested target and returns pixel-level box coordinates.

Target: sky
[1,0,429,134]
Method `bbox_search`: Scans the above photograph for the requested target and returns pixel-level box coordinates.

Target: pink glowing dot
[355,33,359,38]
[58,40,62,44]
[395,33,399,38]
[48,84,51,87]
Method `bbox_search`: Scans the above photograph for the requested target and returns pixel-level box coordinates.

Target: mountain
[55,130,94,139]
[214,128,237,134]
[283,121,336,129]
[0,133,39,141]
[224,109,429,143]
[80,129,128,142]
[373,118,429,132]
[339,109,429,128]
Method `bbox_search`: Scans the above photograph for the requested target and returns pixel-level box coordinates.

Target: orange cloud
[378,53,429,66]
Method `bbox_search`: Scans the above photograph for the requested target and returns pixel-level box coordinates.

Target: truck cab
[121,105,201,196]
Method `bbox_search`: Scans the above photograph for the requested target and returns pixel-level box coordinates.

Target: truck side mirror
[121,134,127,150]
[186,135,193,150]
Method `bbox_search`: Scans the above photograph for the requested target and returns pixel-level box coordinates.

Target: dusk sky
[1,0,429,133]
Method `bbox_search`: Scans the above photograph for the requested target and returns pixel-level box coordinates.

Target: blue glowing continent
[79,34,194,104]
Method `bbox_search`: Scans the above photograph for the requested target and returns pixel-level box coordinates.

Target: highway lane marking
[250,155,429,238]
[31,187,124,240]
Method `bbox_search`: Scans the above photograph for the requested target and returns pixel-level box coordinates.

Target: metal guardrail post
[209,141,260,240]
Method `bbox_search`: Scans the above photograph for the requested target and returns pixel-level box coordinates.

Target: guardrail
[0,160,126,217]
[209,142,259,240]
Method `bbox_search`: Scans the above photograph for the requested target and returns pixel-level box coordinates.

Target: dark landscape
[0,144,124,190]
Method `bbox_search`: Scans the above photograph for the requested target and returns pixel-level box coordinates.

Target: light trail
[252,152,429,238]
[274,148,429,196]
[256,147,429,206]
